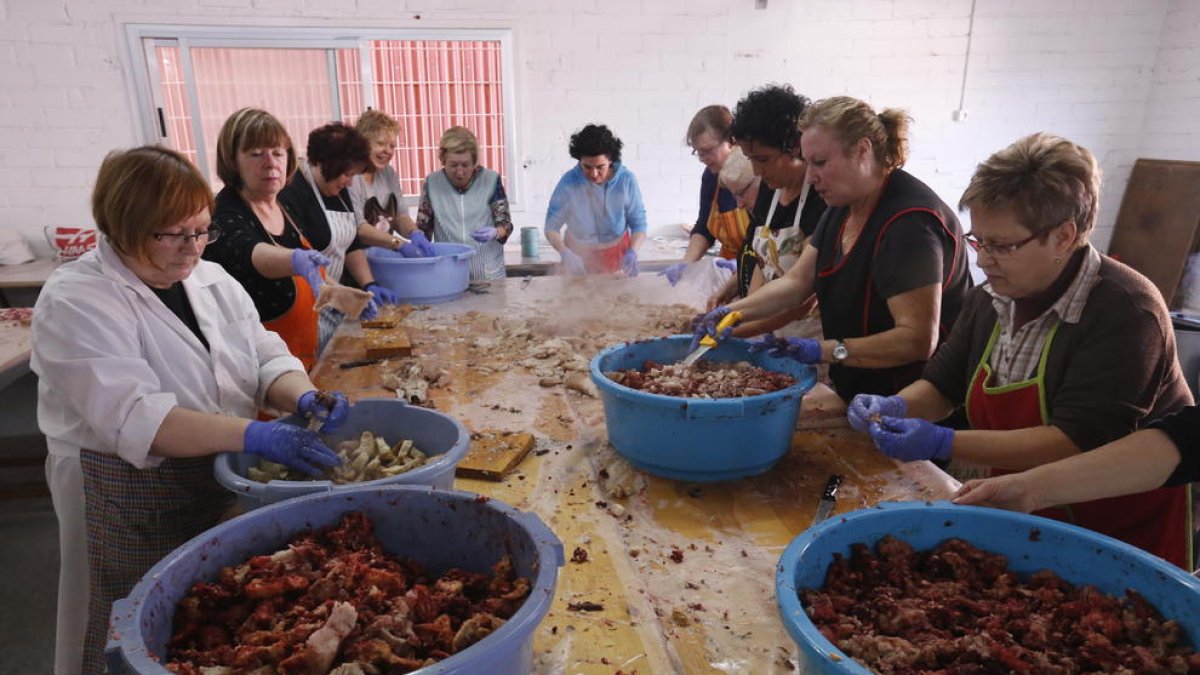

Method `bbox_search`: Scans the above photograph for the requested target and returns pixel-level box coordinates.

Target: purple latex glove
[243,421,341,476]
[560,248,588,276]
[297,390,350,434]
[290,249,329,300]
[658,262,688,286]
[847,394,906,434]
[688,305,736,352]
[399,230,436,258]
[868,416,954,462]
[471,226,498,243]
[359,296,379,321]
[620,248,639,277]
[747,334,822,364]
[364,282,400,306]
[714,258,737,273]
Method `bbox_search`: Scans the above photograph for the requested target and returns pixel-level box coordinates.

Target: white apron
[752,182,811,281]
[301,160,360,351]
[426,170,507,281]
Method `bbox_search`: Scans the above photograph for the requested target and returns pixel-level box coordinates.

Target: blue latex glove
[290,249,329,300]
[297,389,350,434]
[620,248,639,277]
[689,305,736,352]
[360,296,379,321]
[471,226,498,243]
[659,262,688,286]
[715,258,737,273]
[243,421,341,476]
[560,248,588,276]
[847,394,906,434]
[364,282,400,306]
[747,334,822,364]
[868,416,954,462]
[399,230,436,258]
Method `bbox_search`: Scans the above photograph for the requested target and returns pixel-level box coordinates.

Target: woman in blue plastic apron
[414,126,515,282]
[33,146,348,673]
[852,133,1194,568]
[280,122,402,350]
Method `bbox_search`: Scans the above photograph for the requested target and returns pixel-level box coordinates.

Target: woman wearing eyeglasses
[33,146,348,673]
[850,133,1193,568]
[659,105,751,286]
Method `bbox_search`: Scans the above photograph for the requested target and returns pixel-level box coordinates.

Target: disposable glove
[360,296,379,321]
[243,421,341,476]
[399,230,436,258]
[620,248,639,277]
[291,249,330,300]
[847,394,906,434]
[560,248,588,276]
[659,262,688,286]
[688,305,737,353]
[471,226,498,243]
[868,416,954,462]
[714,258,737,273]
[364,282,401,306]
[747,334,822,364]
[297,389,350,433]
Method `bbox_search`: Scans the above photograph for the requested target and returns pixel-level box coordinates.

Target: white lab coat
[31,238,304,674]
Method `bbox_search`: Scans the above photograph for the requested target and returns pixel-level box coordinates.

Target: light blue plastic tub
[776,500,1200,674]
[367,242,475,304]
[214,398,470,511]
[106,485,564,674]
[589,335,817,482]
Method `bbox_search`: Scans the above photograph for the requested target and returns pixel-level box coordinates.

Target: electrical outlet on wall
[952,109,970,122]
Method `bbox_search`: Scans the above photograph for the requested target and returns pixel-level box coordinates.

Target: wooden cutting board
[456,431,536,480]
[361,304,415,329]
[364,328,412,358]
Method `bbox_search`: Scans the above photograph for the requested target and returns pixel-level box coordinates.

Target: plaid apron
[80,449,232,673]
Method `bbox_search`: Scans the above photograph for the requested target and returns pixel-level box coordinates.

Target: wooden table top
[310,275,958,674]
[0,319,32,390]
[0,258,60,288]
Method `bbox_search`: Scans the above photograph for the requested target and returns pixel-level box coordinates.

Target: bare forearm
[546,230,567,253]
[395,214,418,237]
[356,222,396,248]
[682,234,711,263]
[250,242,297,279]
[1021,430,1181,510]
[344,250,374,288]
[629,231,646,251]
[265,371,316,412]
[150,408,251,458]
[727,276,809,322]
[897,379,957,422]
[953,425,1081,471]
[820,325,936,369]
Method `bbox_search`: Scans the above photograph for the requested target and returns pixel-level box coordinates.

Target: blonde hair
[439,126,479,164]
[92,146,213,259]
[718,146,755,193]
[356,109,401,144]
[959,132,1100,243]
[686,105,733,146]
[214,108,297,190]
[799,96,911,171]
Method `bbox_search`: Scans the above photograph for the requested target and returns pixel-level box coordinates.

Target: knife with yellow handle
[681,310,743,367]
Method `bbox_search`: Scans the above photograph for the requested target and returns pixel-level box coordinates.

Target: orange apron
[262,212,322,372]
[966,320,1192,569]
[706,186,750,260]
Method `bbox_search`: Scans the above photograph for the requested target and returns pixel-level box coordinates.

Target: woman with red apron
[852,133,1193,568]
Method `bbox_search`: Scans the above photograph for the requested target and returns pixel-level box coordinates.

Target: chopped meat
[605,360,794,398]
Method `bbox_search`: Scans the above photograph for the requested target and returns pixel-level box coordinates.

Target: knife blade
[681,310,743,367]
[338,357,383,370]
[811,474,845,526]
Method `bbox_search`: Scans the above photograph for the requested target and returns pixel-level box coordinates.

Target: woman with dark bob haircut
[34,145,347,672]
[545,123,647,276]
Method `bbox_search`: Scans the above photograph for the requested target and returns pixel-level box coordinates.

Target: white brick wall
[0,0,1192,257]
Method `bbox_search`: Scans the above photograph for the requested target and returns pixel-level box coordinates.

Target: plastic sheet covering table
[310,274,960,674]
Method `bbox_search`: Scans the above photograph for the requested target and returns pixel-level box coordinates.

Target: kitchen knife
[812,474,844,526]
[338,357,383,370]
[681,310,743,367]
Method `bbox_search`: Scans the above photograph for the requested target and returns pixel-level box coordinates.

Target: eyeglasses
[691,143,724,159]
[725,180,755,201]
[964,230,1040,257]
[152,228,220,246]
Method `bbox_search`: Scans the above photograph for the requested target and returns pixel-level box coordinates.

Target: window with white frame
[128,26,515,201]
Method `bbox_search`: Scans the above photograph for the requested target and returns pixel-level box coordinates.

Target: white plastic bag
[679,258,733,298]
[0,228,34,265]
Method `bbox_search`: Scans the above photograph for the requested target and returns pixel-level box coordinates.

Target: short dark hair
[569,124,623,163]
[729,84,811,154]
[306,122,371,179]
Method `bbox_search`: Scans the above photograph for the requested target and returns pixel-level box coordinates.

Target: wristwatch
[832,340,849,363]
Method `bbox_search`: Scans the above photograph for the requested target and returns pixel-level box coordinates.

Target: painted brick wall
[0,0,1188,257]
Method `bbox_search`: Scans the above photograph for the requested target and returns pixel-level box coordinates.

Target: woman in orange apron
[851,133,1193,568]
[660,106,751,286]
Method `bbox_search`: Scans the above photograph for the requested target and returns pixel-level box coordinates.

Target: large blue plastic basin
[589,335,817,481]
[367,242,475,304]
[214,398,470,511]
[776,500,1200,674]
[106,485,565,674]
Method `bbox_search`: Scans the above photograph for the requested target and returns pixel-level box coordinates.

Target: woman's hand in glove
[243,421,341,476]
[297,390,350,433]
[290,249,330,300]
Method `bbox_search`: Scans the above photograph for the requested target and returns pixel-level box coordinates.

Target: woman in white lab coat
[33,146,348,673]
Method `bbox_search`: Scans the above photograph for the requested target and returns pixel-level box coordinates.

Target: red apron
[565,230,632,274]
[966,321,1192,569]
[706,187,750,260]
